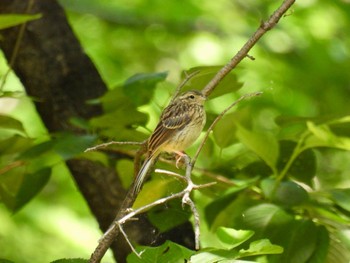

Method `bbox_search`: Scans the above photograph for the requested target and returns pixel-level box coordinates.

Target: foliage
[0,13,41,30]
[1,0,350,262]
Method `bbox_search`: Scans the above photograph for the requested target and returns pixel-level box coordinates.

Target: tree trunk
[0,1,194,262]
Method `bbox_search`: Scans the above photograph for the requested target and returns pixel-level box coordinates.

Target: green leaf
[148,200,191,232]
[190,248,238,263]
[20,133,97,161]
[212,113,238,148]
[0,259,15,263]
[261,178,309,207]
[0,166,51,212]
[216,227,254,250]
[275,220,318,263]
[53,133,97,160]
[0,115,26,134]
[303,121,350,151]
[277,140,317,185]
[133,177,179,209]
[205,184,256,229]
[116,159,134,189]
[50,259,89,263]
[181,66,243,98]
[236,125,279,173]
[238,239,283,257]
[122,72,168,106]
[241,203,293,236]
[14,168,51,212]
[0,135,33,155]
[90,110,148,141]
[0,14,41,29]
[307,226,329,263]
[329,188,350,212]
[326,230,350,263]
[127,240,194,263]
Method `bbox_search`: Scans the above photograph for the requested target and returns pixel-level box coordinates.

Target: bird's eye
[188,95,195,99]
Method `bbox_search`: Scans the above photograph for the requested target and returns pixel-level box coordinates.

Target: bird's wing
[148,102,191,153]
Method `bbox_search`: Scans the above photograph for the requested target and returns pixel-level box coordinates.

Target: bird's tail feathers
[133,157,154,194]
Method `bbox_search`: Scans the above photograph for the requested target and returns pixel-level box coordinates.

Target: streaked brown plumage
[133,90,206,194]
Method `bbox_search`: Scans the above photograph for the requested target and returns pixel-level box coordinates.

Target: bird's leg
[174,151,187,168]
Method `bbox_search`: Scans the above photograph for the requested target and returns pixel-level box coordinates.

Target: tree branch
[88,0,295,261]
[201,0,296,97]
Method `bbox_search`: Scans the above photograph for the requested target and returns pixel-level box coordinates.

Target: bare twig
[201,0,296,97]
[85,140,145,152]
[192,91,263,165]
[118,224,141,258]
[96,154,215,262]
[171,70,201,102]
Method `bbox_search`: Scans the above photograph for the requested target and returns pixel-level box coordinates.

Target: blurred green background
[1,0,350,262]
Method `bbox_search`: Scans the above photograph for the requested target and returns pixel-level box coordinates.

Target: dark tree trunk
[0,0,194,262]
[0,0,131,261]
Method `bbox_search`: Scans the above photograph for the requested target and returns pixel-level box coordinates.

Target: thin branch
[201,0,296,97]
[95,154,215,263]
[171,70,201,102]
[118,224,141,258]
[155,168,187,182]
[85,140,145,152]
[192,91,263,166]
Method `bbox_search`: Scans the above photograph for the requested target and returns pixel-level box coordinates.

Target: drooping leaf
[122,71,168,106]
[0,165,51,212]
[127,240,194,263]
[53,133,97,160]
[0,115,26,134]
[329,188,350,213]
[238,239,283,257]
[277,140,316,185]
[205,184,256,229]
[261,178,309,207]
[303,121,350,151]
[148,200,191,232]
[326,230,350,263]
[0,14,41,30]
[0,135,33,155]
[307,226,329,263]
[190,248,238,263]
[116,159,134,189]
[241,203,294,241]
[212,113,239,148]
[236,125,279,173]
[19,133,97,161]
[216,227,254,250]
[90,110,148,141]
[273,220,318,263]
[12,167,51,212]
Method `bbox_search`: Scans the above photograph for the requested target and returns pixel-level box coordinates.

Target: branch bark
[202,0,296,97]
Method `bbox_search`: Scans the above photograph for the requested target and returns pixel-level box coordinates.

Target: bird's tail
[133,157,154,194]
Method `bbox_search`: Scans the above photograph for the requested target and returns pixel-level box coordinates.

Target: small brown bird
[133,90,206,194]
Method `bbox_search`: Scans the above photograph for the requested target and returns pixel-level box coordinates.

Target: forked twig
[100,156,215,253]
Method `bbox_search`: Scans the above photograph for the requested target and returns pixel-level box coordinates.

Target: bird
[133,90,206,194]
